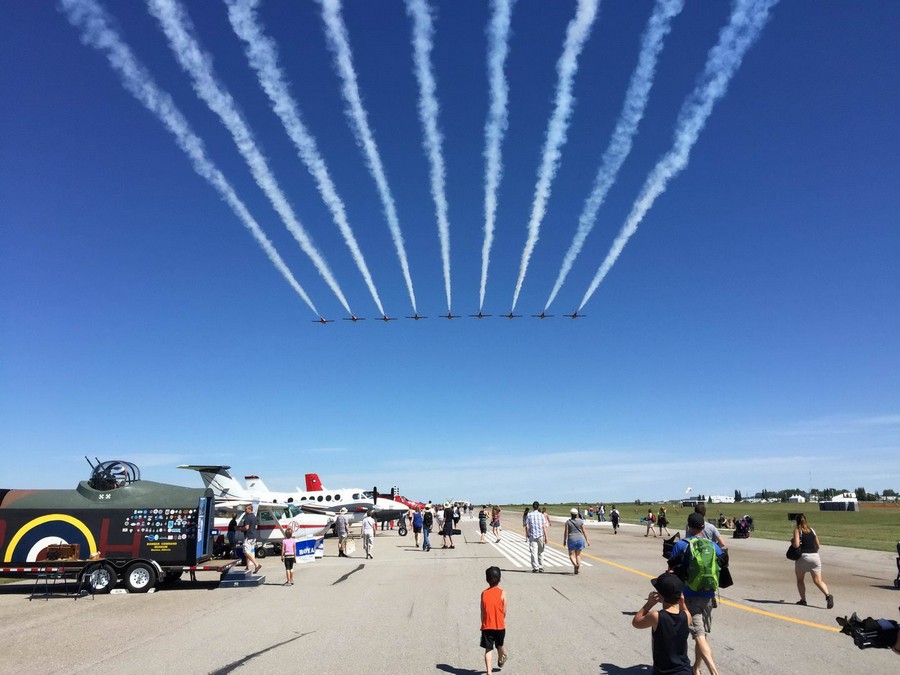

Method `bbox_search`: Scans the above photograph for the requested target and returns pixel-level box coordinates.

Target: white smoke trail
[545,0,684,311]
[224,0,383,316]
[405,0,452,312]
[579,0,778,311]
[478,0,516,312]
[58,0,320,316]
[147,0,351,315]
[319,0,418,314]
[510,0,600,311]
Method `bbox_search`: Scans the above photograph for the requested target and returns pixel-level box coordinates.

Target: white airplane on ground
[179,465,408,529]
[210,500,332,558]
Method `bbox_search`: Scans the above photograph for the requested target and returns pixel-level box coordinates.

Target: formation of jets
[311,311,585,323]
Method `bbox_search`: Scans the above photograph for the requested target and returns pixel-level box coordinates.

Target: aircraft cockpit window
[363,491,373,499]
[259,510,276,522]
[86,459,141,490]
[285,504,302,518]
[353,493,363,500]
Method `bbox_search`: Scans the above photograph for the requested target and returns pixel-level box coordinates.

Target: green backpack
[685,537,719,592]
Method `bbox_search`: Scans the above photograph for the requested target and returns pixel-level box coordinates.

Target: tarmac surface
[1,516,897,674]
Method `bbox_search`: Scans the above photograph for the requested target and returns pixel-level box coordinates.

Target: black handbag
[786,543,802,561]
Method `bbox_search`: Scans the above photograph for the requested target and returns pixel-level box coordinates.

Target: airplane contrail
[319,0,418,315]
[225,0,384,316]
[479,0,516,312]
[544,0,684,311]
[147,0,352,315]
[578,0,778,311]
[510,0,600,312]
[58,0,320,316]
[405,0,452,312]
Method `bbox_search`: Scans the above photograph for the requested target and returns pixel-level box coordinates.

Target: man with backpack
[669,512,723,675]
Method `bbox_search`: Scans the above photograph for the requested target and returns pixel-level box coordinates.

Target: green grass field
[498,502,900,552]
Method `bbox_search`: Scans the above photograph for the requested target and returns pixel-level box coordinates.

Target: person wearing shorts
[478,506,488,543]
[480,566,508,672]
[491,505,502,543]
[280,527,296,586]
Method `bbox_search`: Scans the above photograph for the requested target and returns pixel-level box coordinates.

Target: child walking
[480,566,508,673]
[631,572,691,675]
[280,528,296,586]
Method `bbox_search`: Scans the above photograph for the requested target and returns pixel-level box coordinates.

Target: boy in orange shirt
[481,566,508,672]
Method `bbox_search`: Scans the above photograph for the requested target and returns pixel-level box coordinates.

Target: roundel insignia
[4,514,97,563]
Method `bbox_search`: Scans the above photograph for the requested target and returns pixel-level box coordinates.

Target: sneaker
[449,545,455,549]
[796,599,807,606]
[532,569,538,573]
[539,568,544,573]
[826,594,834,609]
[574,565,579,575]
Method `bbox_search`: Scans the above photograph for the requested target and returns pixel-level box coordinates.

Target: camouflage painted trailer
[0,460,220,593]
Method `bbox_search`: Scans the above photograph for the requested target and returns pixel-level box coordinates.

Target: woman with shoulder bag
[792,513,833,608]
[564,508,590,575]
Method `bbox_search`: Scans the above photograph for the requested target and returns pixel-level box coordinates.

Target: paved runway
[0,516,897,674]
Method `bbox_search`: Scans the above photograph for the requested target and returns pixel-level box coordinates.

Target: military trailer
[0,459,229,593]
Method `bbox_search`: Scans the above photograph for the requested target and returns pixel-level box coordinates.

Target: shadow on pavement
[435,664,482,674]
[599,663,652,674]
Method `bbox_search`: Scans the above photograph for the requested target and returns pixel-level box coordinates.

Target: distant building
[787,494,806,503]
[709,495,735,504]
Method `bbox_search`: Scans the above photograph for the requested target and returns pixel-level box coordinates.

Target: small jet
[375,315,398,322]
[531,312,554,319]
[343,314,366,322]
[312,317,334,325]
[469,311,492,319]
[405,314,428,320]
[440,312,461,320]
[501,312,522,319]
[564,311,586,319]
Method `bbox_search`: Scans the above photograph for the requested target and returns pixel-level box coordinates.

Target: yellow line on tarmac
[545,540,840,633]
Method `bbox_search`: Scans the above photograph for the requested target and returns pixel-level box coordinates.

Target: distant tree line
[751,487,896,502]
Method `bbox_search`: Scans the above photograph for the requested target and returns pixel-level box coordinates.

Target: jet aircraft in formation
[316,311,587,323]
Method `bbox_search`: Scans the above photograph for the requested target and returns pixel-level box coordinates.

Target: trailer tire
[81,562,116,594]
[125,562,157,593]
[256,546,266,559]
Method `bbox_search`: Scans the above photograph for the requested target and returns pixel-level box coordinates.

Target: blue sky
[2,1,898,504]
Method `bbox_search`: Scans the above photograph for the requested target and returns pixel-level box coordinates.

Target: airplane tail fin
[244,475,271,493]
[178,465,246,500]
[305,473,325,491]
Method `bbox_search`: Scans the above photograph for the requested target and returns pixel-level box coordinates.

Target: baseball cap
[570,508,579,514]
[651,572,684,602]
[687,512,706,531]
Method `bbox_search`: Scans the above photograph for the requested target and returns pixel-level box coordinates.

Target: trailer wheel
[256,546,266,559]
[81,562,116,594]
[125,562,157,593]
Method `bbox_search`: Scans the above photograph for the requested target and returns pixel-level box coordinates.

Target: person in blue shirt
[412,507,424,548]
[669,512,722,675]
